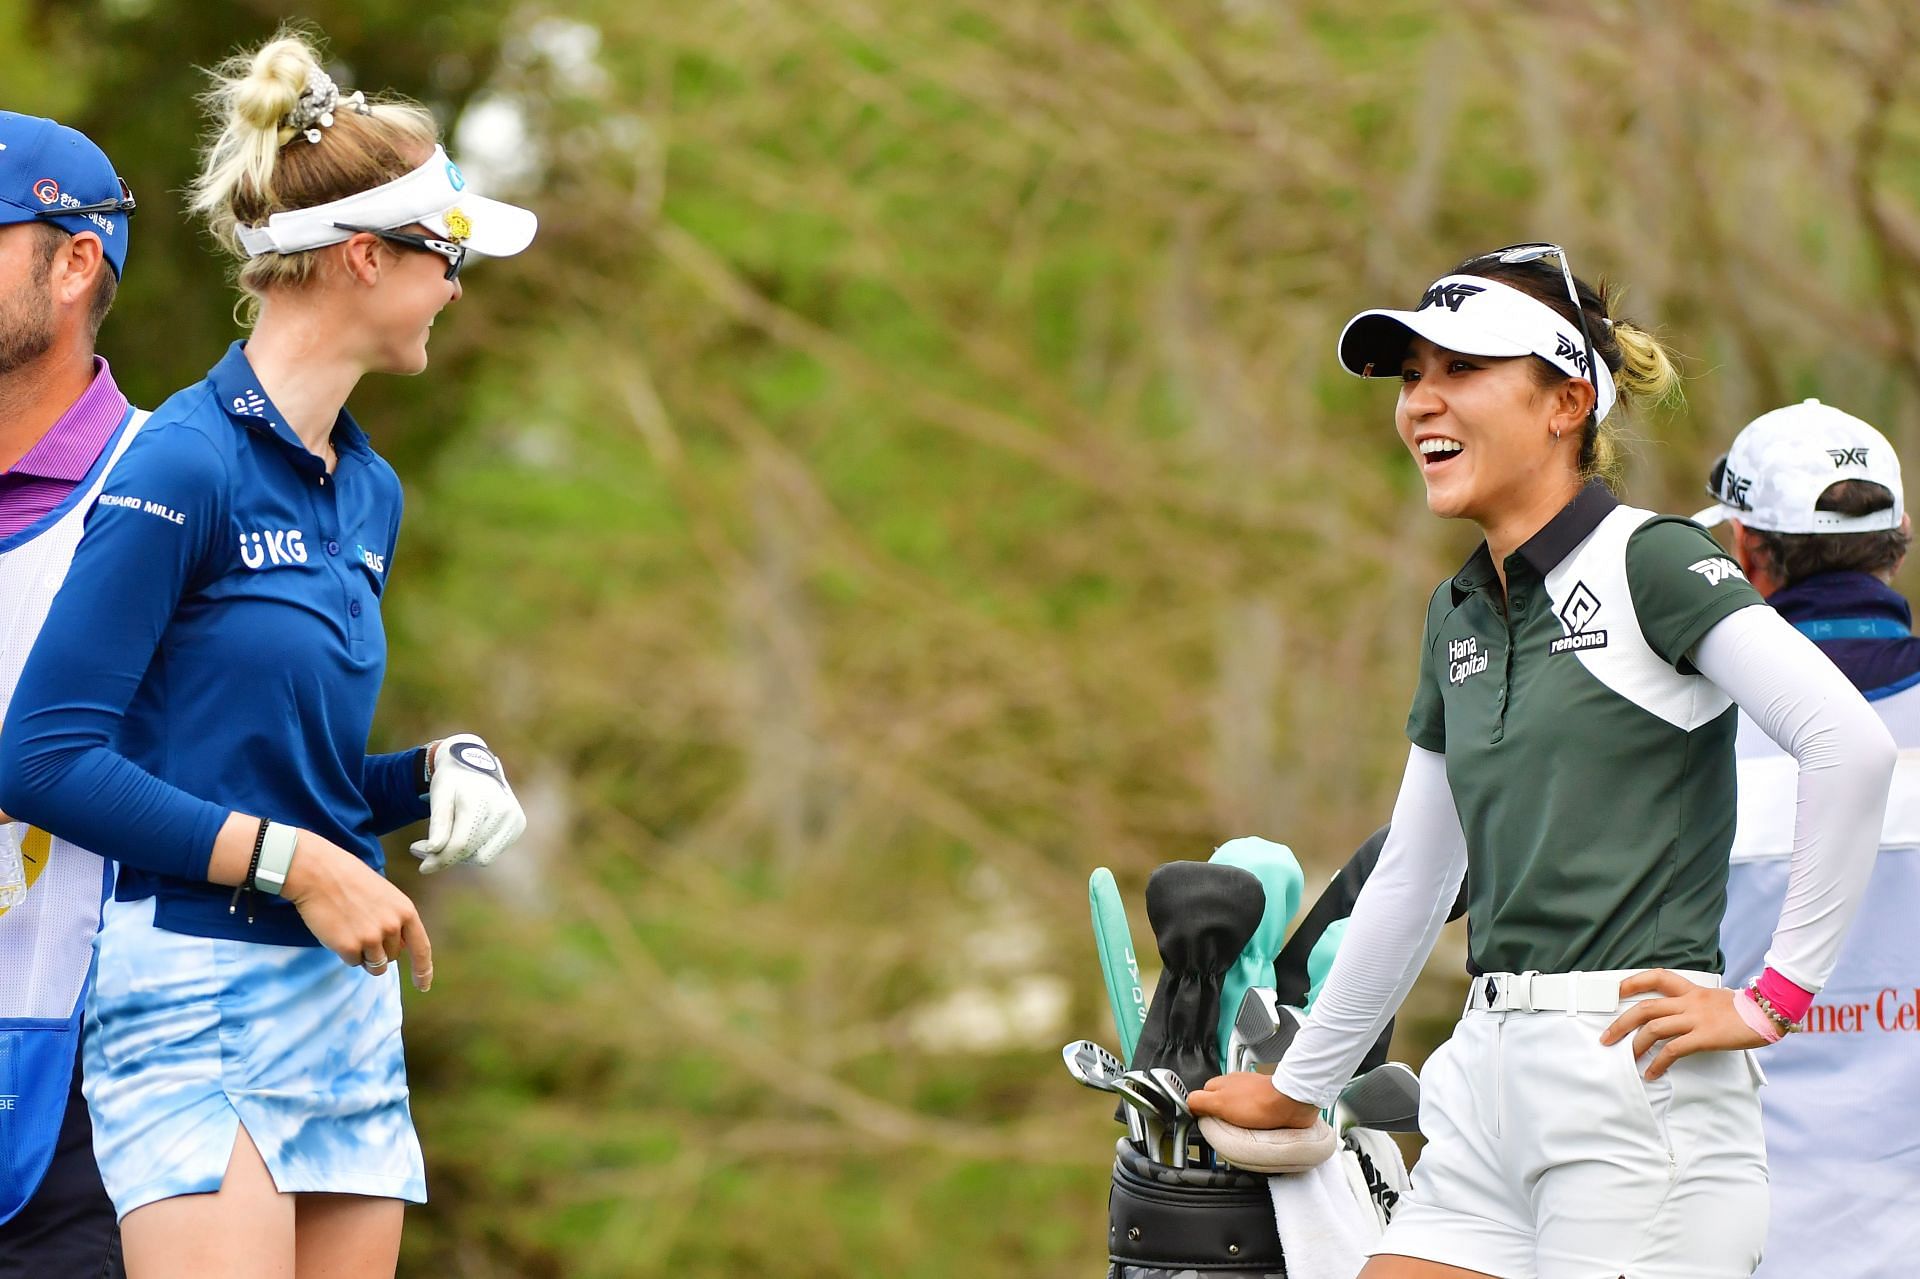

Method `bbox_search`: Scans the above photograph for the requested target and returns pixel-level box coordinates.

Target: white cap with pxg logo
[1692,399,1904,534]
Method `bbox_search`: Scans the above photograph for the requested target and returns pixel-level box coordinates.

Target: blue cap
[0,111,134,278]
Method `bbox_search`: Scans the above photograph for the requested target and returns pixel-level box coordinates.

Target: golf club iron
[1229,987,1307,1072]
[1062,1039,1149,1149]
[1115,1070,1178,1166]
[1146,1067,1194,1170]
[1334,1061,1421,1134]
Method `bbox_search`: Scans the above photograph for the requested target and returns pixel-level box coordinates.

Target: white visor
[235,146,535,261]
[1337,274,1616,422]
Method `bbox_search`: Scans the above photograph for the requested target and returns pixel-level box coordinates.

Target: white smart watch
[253,821,300,896]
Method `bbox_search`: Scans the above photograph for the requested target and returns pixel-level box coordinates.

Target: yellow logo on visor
[444,208,472,243]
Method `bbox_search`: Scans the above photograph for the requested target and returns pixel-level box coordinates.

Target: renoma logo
[1551,581,1608,653]
[1447,635,1490,686]
[240,529,309,569]
[1417,282,1485,313]
[1689,557,1747,586]
[1828,447,1871,467]
[1553,333,1592,376]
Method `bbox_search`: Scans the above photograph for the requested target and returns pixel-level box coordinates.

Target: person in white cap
[1695,400,1920,1279]
[0,31,533,1278]
[1187,245,1896,1279]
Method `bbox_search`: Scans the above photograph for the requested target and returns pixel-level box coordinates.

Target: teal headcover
[1304,916,1350,1014]
[1208,837,1304,1068]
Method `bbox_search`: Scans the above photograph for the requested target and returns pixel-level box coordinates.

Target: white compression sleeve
[1692,604,1897,992]
[1269,744,1467,1108]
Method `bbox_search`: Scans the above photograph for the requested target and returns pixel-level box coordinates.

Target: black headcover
[1131,861,1265,1091]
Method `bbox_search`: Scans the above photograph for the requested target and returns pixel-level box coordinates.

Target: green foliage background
[9,1,1920,1273]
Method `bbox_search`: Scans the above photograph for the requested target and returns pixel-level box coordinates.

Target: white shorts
[1376,970,1768,1279]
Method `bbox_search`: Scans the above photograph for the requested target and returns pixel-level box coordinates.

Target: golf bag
[1106,1140,1286,1278]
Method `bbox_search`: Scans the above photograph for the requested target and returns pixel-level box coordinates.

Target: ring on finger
[363,955,391,973]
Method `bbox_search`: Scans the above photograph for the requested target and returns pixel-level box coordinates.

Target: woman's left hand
[1600,968,1768,1079]
[410,733,527,874]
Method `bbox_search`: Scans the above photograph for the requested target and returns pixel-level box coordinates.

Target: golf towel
[1266,1151,1379,1279]
[1342,1128,1410,1232]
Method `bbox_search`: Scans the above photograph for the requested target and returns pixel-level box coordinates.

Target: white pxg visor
[1337,274,1617,422]
[235,146,535,261]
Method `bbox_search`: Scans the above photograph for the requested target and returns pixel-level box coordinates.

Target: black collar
[1450,482,1619,604]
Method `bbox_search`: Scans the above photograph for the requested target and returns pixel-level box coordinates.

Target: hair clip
[286,67,361,142]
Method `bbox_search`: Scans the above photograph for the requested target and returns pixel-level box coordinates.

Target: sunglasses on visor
[30,176,137,222]
[1463,242,1598,408]
[332,222,467,281]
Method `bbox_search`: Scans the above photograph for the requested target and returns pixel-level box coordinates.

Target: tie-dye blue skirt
[82,895,426,1218]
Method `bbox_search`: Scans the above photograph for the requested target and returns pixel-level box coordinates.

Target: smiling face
[1396,335,1589,529]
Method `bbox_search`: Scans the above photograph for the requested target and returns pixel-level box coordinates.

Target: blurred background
[8,0,1920,1273]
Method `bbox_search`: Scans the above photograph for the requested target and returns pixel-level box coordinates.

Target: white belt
[1465,968,1721,1015]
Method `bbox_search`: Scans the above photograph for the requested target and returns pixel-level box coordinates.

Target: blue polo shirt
[0,342,429,945]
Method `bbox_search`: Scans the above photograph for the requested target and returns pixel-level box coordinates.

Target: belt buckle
[1482,975,1499,1011]
[1513,970,1539,1013]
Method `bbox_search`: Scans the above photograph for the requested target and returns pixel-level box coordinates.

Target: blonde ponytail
[189,27,440,314]
[1579,310,1681,486]
[1608,319,1682,405]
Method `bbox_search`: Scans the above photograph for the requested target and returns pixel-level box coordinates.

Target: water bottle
[0,822,28,911]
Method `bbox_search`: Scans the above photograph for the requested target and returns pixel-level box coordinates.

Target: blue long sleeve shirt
[0,342,429,945]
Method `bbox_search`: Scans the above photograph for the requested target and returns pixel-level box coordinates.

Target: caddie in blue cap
[0,109,138,1279]
[0,110,135,277]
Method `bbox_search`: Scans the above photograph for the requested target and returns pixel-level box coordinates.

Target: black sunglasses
[333,223,466,281]
[31,177,137,222]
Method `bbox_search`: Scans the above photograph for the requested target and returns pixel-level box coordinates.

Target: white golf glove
[410,733,527,874]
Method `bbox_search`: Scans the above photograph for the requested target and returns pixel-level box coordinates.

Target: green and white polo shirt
[1408,482,1766,976]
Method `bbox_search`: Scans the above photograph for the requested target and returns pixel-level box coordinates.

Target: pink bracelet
[1733,990,1785,1045]
[1752,967,1814,1025]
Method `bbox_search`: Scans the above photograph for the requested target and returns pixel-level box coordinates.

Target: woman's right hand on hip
[283,831,433,991]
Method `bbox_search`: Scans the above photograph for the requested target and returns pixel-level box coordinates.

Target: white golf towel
[1266,1148,1380,1279]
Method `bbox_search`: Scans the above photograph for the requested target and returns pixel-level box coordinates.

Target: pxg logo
[1553,333,1592,376]
[1719,465,1753,509]
[1417,282,1485,313]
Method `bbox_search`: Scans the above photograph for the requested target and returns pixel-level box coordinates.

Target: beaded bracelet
[226,817,271,924]
[1732,990,1783,1045]
[1745,981,1802,1036]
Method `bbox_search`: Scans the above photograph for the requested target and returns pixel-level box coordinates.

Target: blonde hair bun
[191,33,324,224]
